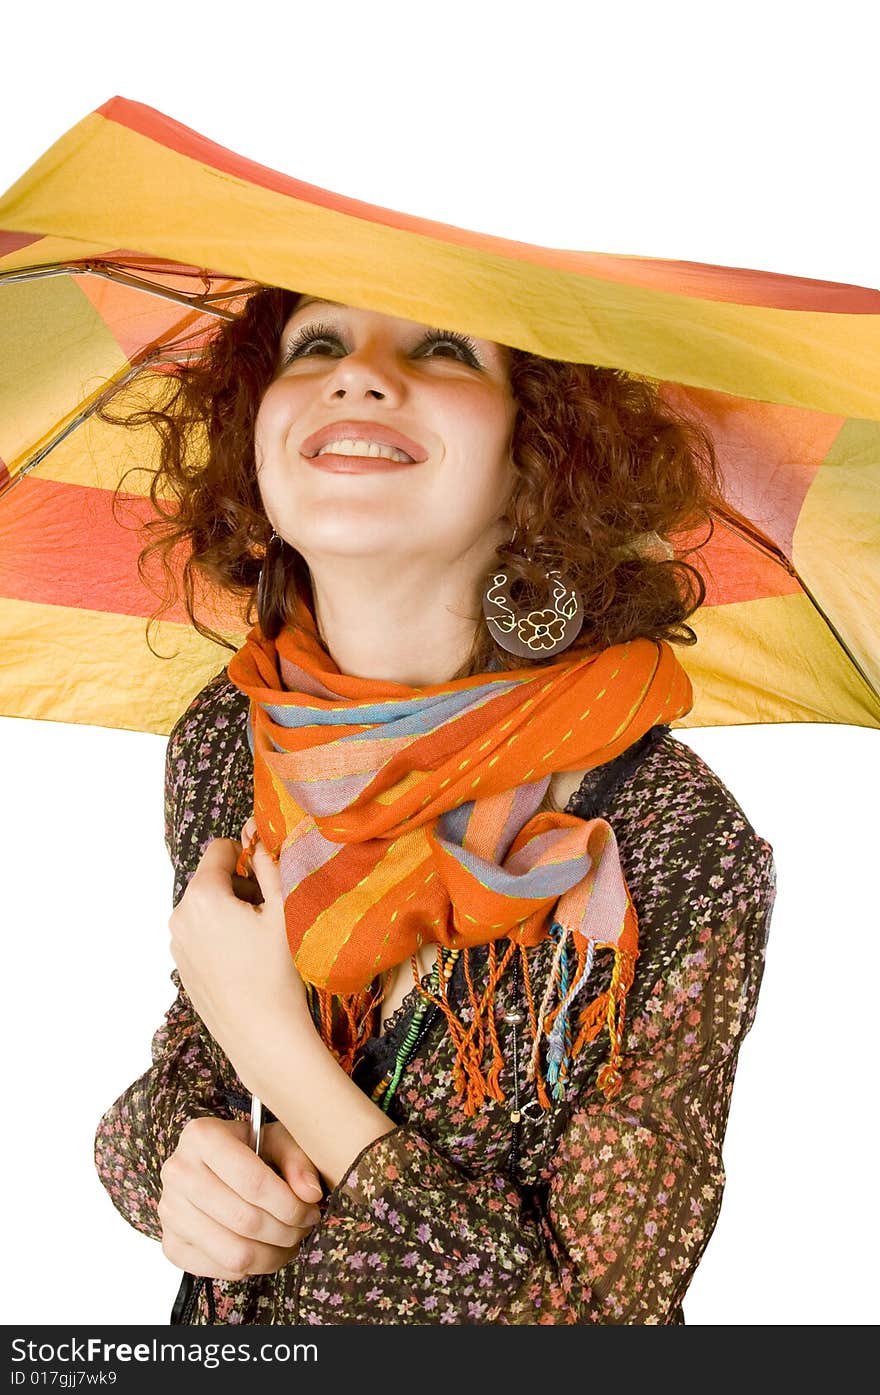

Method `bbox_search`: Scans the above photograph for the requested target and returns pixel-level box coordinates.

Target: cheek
[483,385,516,459]
[449,385,514,457]
[255,377,314,459]
[253,390,298,515]
[443,425,515,532]
[466,397,516,496]
[254,383,289,464]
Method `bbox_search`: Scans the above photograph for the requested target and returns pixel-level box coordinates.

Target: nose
[320,338,405,406]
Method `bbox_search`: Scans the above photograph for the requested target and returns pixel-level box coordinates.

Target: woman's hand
[170,823,397,1192]
[159,1117,324,1281]
[168,823,314,1094]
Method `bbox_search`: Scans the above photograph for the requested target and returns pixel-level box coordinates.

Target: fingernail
[301,1177,323,1201]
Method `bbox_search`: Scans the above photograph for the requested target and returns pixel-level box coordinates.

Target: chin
[293,510,430,552]
[294,534,420,559]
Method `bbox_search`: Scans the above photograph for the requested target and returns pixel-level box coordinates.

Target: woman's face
[254,297,517,571]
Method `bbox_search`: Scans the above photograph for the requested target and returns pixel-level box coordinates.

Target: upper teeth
[316,438,413,462]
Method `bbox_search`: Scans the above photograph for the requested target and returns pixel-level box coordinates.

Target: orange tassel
[462,947,484,1066]
[310,925,637,1114]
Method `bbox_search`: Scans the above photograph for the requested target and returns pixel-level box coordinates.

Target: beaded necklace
[371,947,459,1111]
[370,944,532,1181]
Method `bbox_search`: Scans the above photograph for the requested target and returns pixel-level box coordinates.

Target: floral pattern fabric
[94,669,777,1325]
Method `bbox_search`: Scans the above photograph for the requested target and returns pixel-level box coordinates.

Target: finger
[186,839,262,909]
[248,838,283,901]
[261,1124,324,1202]
[162,1212,307,1282]
[195,838,243,882]
[179,1156,321,1245]
[199,1128,312,1228]
[162,1232,250,1283]
[230,872,264,906]
[237,819,274,893]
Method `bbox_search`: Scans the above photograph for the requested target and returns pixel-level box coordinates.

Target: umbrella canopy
[1,95,878,735]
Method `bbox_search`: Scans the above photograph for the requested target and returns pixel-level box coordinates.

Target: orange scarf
[227,594,693,1113]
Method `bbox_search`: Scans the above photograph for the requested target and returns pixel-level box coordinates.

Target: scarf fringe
[307,932,636,1115]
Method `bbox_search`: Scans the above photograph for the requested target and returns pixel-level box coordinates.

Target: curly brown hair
[101,286,725,679]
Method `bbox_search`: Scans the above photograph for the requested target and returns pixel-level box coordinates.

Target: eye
[279,321,344,365]
[418,329,482,367]
[278,322,484,370]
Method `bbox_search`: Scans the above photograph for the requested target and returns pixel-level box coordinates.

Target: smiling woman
[101,287,721,680]
[92,285,777,1326]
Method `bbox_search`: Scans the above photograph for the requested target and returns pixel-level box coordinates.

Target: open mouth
[300,420,428,464]
[313,438,415,464]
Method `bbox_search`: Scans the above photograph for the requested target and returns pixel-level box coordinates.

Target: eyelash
[280,321,483,369]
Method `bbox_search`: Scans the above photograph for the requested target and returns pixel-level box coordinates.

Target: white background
[0,0,877,1328]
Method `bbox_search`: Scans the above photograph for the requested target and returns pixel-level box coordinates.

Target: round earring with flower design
[481,560,584,659]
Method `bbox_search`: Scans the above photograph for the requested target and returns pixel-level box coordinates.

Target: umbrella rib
[0,261,244,319]
[0,347,198,497]
[713,503,880,711]
[0,260,258,494]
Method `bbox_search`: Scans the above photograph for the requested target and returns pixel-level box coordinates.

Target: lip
[300,419,428,465]
[307,454,421,474]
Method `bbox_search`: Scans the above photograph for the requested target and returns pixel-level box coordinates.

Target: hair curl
[100,286,725,680]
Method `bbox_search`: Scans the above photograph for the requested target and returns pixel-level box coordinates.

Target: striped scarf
[227,594,693,1113]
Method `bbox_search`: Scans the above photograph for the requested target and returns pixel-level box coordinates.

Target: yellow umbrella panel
[1,96,878,733]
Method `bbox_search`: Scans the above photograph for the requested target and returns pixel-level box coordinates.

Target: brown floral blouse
[94,669,777,1326]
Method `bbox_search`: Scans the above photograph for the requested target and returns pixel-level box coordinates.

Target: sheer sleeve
[293,814,776,1324]
[93,671,255,1241]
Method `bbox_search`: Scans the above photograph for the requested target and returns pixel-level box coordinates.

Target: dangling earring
[256,529,288,638]
[481,530,584,659]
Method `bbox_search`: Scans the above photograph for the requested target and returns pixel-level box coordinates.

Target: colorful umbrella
[1,95,878,735]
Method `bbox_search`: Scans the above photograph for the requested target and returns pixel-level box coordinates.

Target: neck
[301,551,494,687]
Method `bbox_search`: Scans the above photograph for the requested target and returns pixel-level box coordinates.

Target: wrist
[245,1014,397,1190]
